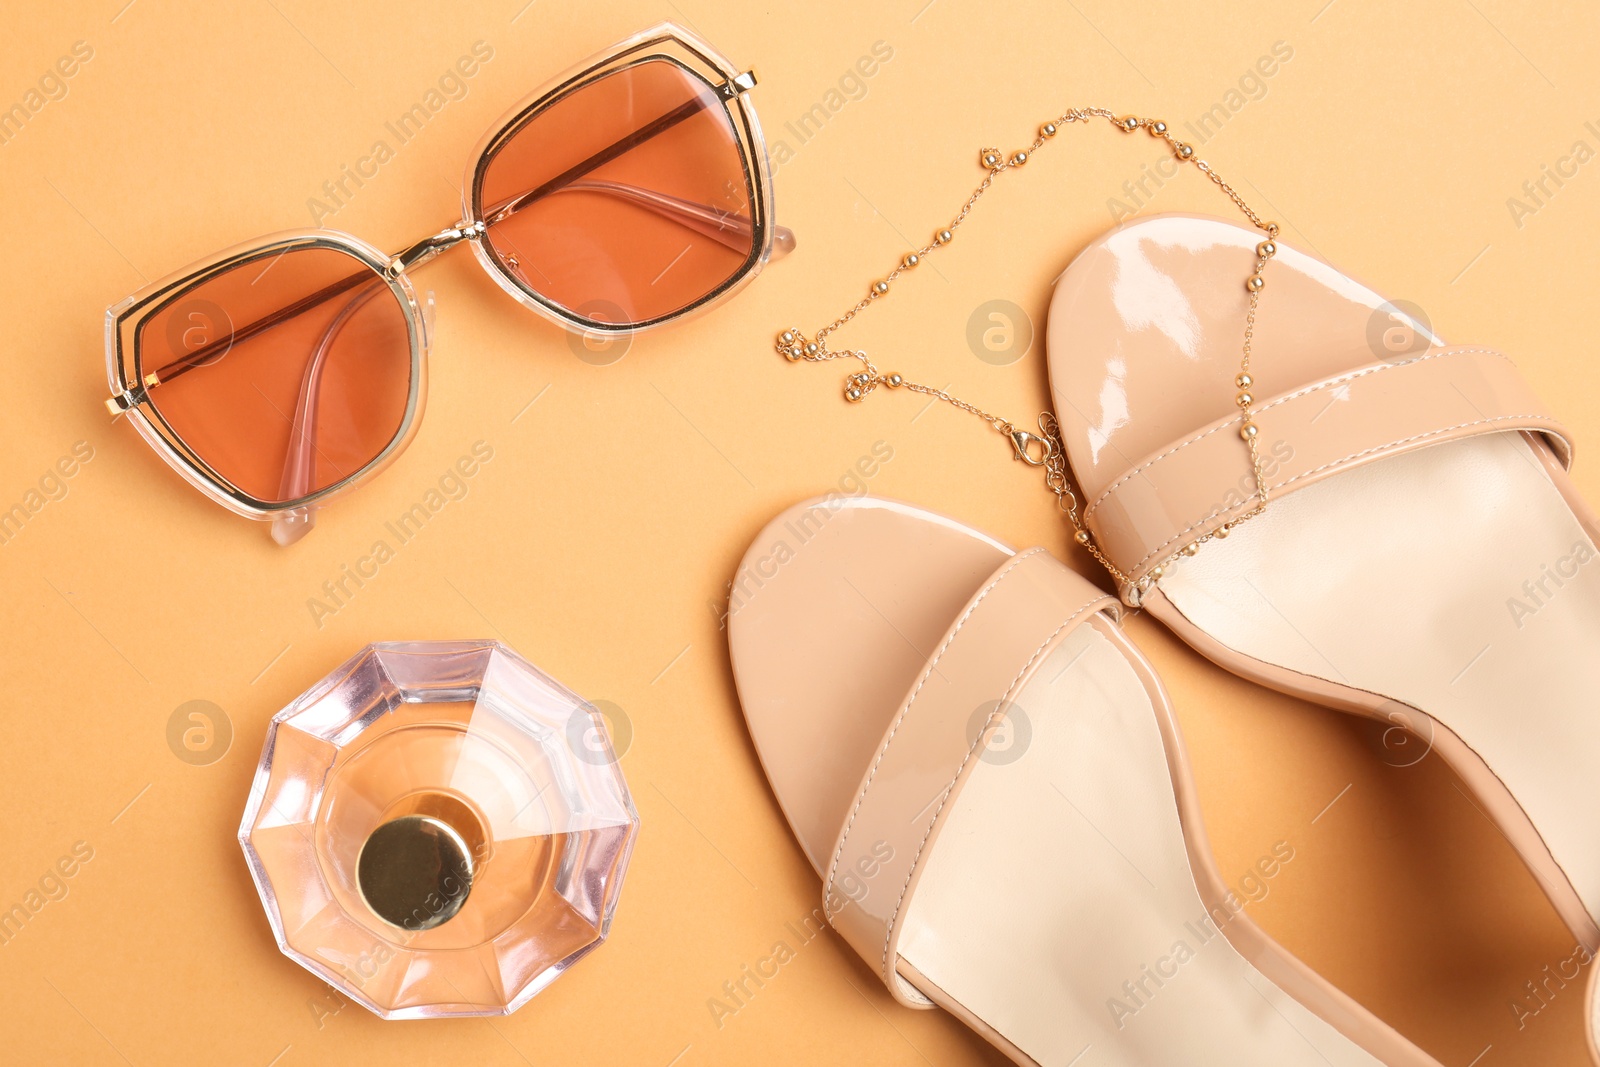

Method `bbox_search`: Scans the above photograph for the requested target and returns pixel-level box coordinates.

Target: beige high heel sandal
[1046,211,1600,1057]
[725,493,1440,1065]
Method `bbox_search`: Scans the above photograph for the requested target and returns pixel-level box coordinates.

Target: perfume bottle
[239,641,639,1019]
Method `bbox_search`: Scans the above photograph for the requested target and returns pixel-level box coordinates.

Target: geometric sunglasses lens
[476,57,760,328]
[136,245,413,505]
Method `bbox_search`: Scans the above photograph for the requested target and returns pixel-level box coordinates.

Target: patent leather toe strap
[1082,345,1573,589]
[822,547,1117,1007]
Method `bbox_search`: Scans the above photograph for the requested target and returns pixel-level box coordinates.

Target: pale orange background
[2,1,1598,1064]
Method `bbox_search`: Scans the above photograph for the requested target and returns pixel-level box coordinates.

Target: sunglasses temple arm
[269,279,387,546]
[482,93,792,257]
[146,270,374,389]
[518,180,793,258]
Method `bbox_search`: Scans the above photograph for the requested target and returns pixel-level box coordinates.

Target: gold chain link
[774,108,1280,600]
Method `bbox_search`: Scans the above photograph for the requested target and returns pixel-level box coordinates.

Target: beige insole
[901,621,1381,1065]
[1162,432,1600,920]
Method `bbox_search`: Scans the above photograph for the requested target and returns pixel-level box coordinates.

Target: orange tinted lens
[137,246,413,504]
[477,58,756,326]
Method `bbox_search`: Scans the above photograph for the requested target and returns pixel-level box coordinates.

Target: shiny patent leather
[1048,213,1600,1057]
[726,494,1438,1066]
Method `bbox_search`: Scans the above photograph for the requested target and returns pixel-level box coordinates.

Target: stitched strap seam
[874,598,1109,983]
[821,547,1044,913]
[1083,347,1512,519]
[1125,413,1562,573]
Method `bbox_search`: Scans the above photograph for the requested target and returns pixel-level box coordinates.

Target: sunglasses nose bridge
[387,219,487,277]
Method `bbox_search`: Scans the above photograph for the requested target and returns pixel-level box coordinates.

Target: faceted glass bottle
[239,641,639,1019]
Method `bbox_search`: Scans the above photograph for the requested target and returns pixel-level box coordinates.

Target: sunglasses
[102,23,791,545]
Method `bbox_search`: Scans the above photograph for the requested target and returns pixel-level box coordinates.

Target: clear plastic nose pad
[420,290,437,351]
[271,506,317,546]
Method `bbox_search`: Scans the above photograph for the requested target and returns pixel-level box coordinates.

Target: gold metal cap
[356,814,475,931]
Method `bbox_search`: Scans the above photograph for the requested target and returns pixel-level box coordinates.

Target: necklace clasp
[1008,428,1055,466]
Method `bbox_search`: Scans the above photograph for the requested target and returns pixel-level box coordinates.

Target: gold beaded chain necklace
[773,108,1279,602]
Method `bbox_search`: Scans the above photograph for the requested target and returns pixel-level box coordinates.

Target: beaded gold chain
[774,107,1279,598]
